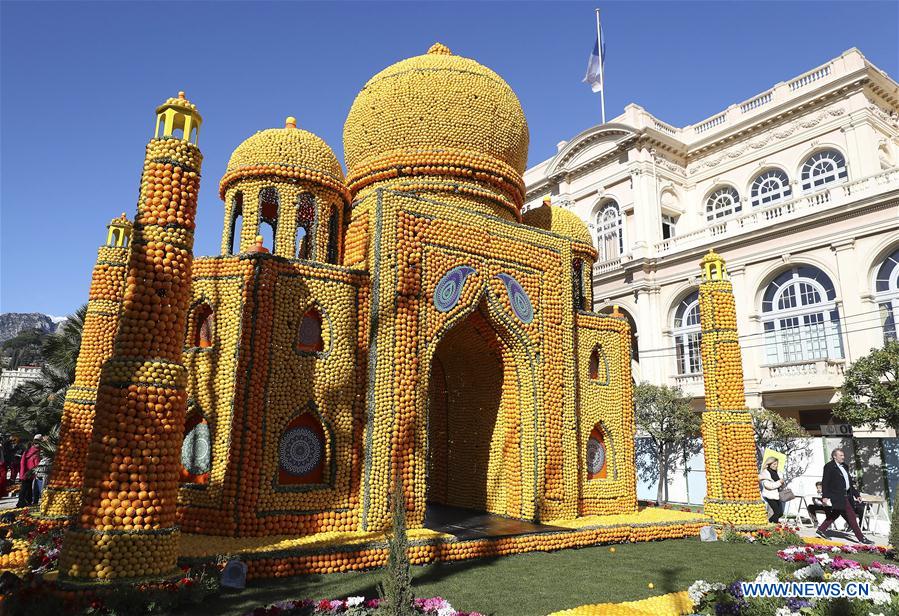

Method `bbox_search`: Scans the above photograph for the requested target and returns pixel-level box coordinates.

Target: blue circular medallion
[279,426,324,476]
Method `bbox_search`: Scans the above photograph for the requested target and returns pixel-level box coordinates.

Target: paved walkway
[796,525,889,547]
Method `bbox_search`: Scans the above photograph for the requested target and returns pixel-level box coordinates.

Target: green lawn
[193,538,840,616]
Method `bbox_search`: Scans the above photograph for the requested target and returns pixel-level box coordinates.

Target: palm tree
[0,305,86,462]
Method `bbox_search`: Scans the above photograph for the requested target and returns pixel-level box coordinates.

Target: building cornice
[593,192,899,288]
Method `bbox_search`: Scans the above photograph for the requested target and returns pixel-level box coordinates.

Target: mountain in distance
[0,313,62,344]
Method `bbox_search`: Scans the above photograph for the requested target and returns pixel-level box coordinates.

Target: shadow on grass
[658,565,685,594]
[193,556,504,616]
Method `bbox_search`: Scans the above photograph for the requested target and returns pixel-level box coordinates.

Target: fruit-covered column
[697,250,768,525]
[59,92,203,582]
[39,215,133,519]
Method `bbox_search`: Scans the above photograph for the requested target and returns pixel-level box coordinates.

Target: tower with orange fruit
[58,92,203,581]
[697,250,768,525]
[40,214,133,519]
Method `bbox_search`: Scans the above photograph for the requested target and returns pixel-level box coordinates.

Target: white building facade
[525,48,899,440]
[0,365,43,400]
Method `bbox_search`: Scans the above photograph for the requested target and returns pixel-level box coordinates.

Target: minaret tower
[697,250,768,525]
[40,214,132,519]
[59,92,204,582]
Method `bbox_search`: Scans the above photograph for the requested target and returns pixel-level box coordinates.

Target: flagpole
[596,8,606,124]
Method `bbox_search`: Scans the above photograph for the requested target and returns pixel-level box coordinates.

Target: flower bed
[718,524,805,546]
[245,597,482,616]
[689,544,899,614]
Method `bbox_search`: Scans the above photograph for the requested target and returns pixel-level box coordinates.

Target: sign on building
[821,424,854,437]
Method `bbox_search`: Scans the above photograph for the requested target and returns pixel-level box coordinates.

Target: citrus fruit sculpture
[697,251,769,525]
[47,45,763,584]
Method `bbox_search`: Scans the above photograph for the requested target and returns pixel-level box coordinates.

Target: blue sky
[1,1,896,315]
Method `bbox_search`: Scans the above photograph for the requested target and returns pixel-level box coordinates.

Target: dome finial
[428,42,452,55]
[178,91,186,100]
[285,116,297,129]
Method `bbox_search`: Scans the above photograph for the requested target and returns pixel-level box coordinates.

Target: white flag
[582,27,605,93]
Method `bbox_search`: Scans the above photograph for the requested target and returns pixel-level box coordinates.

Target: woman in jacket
[16,438,40,507]
[759,456,784,523]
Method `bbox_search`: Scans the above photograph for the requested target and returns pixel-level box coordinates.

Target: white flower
[832,568,875,582]
[775,608,792,616]
[753,569,780,584]
[870,589,892,605]
[688,580,713,603]
[346,597,364,607]
[436,609,454,616]
[878,577,899,593]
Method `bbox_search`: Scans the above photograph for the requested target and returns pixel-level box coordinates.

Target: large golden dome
[219,118,349,203]
[343,43,529,207]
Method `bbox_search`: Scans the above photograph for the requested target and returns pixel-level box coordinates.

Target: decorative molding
[687,106,847,176]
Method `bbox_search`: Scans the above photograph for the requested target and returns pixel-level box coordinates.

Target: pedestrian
[815,448,873,545]
[7,437,21,485]
[0,438,7,498]
[807,481,830,524]
[33,435,50,505]
[759,456,785,523]
[16,437,40,507]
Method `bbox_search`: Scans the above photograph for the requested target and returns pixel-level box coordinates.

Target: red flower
[318,599,331,610]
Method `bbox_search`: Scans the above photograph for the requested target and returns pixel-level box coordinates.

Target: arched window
[588,346,609,384]
[596,201,623,262]
[278,412,327,485]
[230,192,244,254]
[705,186,741,221]
[750,169,792,208]
[296,193,314,259]
[180,412,211,484]
[673,291,702,375]
[762,266,844,364]
[875,248,899,342]
[586,424,607,480]
[572,259,586,310]
[191,303,214,348]
[800,149,848,193]
[327,206,340,265]
[259,187,279,252]
[297,308,324,353]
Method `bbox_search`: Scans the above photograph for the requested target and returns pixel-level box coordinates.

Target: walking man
[815,448,872,545]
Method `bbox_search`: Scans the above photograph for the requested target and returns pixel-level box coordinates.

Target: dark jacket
[821,460,859,511]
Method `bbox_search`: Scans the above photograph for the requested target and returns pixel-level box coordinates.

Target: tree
[633,382,702,505]
[832,340,899,546]
[750,408,812,483]
[0,306,85,462]
[833,340,899,431]
[379,472,414,615]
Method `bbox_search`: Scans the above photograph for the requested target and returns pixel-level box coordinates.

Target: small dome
[219,119,349,203]
[343,43,529,206]
[522,200,593,247]
[157,91,199,114]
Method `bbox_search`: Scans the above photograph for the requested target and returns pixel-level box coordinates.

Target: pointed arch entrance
[426,301,524,519]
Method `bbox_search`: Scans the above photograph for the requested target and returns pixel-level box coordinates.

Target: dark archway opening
[427,306,503,514]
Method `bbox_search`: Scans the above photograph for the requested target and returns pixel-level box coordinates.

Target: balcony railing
[766,359,845,380]
[790,65,831,91]
[653,168,899,257]
[673,373,704,387]
[740,92,772,114]
[594,257,623,275]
